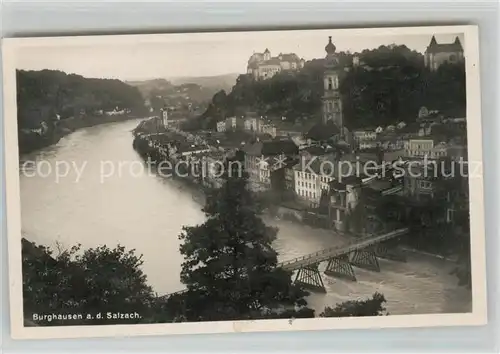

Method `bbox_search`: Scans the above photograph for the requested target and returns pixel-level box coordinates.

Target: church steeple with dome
[322,36,343,131]
[325,36,336,53]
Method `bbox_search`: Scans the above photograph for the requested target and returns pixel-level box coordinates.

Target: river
[19,119,472,316]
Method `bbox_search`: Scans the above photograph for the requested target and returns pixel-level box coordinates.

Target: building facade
[244,118,255,131]
[225,116,244,131]
[260,123,277,138]
[328,177,362,232]
[405,139,435,158]
[353,130,377,142]
[294,168,335,203]
[247,49,306,80]
[216,121,226,132]
[243,140,299,191]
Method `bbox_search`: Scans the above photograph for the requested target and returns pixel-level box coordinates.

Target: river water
[19,119,472,316]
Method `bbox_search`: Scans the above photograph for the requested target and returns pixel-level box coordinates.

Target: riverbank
[168,178,459,263]
[20,119,471,315]
[400,246,457,262]
[131,128,462,263]
[148,159,460,265]
[19,113,146,155]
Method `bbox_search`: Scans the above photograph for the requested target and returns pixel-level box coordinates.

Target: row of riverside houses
[137,35,469,239]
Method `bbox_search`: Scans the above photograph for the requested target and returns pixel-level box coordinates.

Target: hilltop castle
[247,48,305,80]
[424,35,464,71]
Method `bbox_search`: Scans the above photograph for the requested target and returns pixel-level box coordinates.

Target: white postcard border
[2,24,487,340]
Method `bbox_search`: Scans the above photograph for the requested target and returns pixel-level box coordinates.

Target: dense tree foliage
[170,164,311,321]
[22,239,166,326]
[199,45,466,130]
[319,292,388,317]
[17,69,145,129]
[343,62,465,129]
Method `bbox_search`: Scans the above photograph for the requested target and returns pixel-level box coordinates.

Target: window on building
[447,209,454,223]
[333,76,339,89]
[328,78,333,90]
[419,180,432,189]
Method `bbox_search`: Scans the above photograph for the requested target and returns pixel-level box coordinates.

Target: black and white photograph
[3,25,486,339]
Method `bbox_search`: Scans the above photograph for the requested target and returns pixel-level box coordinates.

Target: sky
[14,29,465,81]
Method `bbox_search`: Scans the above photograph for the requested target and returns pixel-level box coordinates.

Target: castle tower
[263,48,271,61]
[322,36,343,129]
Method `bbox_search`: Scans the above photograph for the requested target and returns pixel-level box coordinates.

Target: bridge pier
[324,254,357,281]
[294,264,326,293]
[350,248,380,272]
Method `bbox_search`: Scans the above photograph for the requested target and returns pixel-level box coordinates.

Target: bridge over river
[280,227,409,292]
[161,227,409,298]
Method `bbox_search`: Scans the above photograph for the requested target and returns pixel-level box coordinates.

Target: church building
[424,35,464,71]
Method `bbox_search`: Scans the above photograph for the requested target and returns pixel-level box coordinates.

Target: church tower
[162,106,169,128]
[322,36,343,130]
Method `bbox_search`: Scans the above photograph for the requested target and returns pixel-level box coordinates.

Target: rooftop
[426,36,463,54]
[306,122,340,141]
[302,145,330,156]
[243,139,298,157]
[279,53,302,62]
[260,58,283,66]
[176,143,210,153]
[366,179,393,192]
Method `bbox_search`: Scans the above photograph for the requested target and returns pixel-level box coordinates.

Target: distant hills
[126,78,174,98]
[169,73,240,93]
[126,73,240,112]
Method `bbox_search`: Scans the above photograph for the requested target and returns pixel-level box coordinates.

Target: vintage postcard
[3,25,487,339]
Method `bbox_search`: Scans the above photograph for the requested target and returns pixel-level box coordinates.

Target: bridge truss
[278,228,409,292]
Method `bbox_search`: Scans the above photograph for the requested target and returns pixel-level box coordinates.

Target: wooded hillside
[194,45,466,131]
[17,69,145,129]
